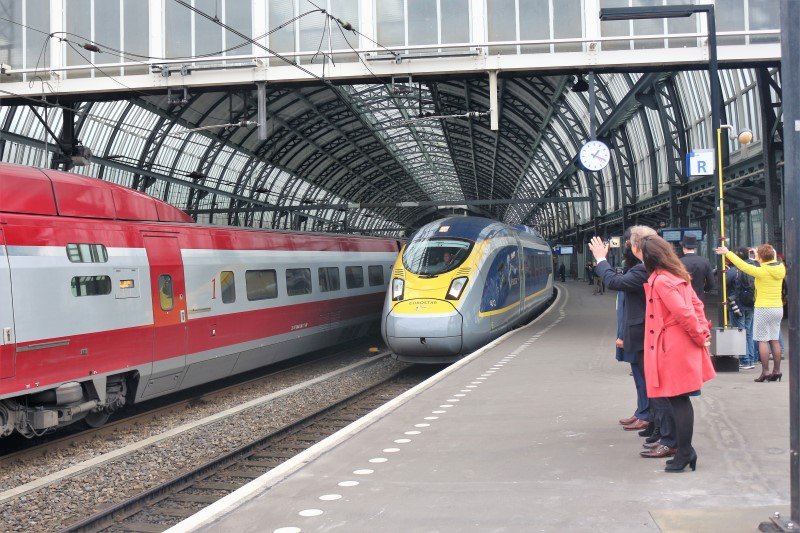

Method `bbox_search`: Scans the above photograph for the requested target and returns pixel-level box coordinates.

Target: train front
[381,220,475,363]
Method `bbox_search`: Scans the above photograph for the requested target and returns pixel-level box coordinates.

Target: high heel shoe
[754,373,770,382]
[665,451,697,473]
[768,372,783,382]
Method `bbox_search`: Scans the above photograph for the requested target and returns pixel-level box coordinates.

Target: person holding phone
[715,243,786,382]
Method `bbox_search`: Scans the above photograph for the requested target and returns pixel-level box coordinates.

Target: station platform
[170,283,791,533]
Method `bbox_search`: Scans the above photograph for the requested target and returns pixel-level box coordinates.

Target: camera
[728,298,743,318]
[748,249,756,260]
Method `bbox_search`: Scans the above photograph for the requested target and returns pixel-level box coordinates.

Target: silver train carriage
[382,217,554,363]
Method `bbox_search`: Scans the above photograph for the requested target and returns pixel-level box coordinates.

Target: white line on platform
[167,286,566,533]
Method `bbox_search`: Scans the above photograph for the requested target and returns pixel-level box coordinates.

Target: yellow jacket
[725,251,785,308]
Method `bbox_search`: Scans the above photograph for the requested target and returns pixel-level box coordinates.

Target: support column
[779,1,799,528]
[757,67,783,250]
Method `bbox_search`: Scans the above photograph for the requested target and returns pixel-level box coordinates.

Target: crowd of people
[585,229,786,473]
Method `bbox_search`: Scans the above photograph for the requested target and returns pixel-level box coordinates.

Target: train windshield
[403,238,473,276]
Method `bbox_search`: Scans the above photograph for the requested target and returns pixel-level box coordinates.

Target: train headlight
[392,278,404,300]
[446,277,468,300]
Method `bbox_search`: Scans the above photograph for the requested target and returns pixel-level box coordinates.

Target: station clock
[579,140,611,172]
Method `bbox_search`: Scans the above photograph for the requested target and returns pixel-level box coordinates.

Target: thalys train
[382,216,553,363]
[0,163,400,438]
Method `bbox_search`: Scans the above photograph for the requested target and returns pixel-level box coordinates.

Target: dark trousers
[667,394,695,460]
[631,352,649,421]
[650,397,676,448]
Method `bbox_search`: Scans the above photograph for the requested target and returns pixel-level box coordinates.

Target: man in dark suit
[589,227,654,432]
[679,234,714,297]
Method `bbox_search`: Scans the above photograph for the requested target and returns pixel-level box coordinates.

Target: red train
[0,163,400,438]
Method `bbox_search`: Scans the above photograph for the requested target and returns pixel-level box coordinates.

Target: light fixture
[735,128,753,144]
[571,75,589,92]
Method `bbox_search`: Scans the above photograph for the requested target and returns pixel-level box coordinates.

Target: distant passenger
[679,234,714,297]
[725,247,756,369]
[558,263,566,282]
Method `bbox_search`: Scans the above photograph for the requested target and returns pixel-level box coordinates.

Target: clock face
[579,140,611,172]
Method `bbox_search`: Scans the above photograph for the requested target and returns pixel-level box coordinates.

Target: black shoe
[645,429,662,444]
[665,451,697,472]
[638,424,655,437]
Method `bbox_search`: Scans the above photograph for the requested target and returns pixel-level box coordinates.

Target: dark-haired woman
[638,235,716,472]
[715,243,786,382]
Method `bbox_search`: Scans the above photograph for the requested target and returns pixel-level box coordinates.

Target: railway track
[0,340,382,463]
[63,366,434,533]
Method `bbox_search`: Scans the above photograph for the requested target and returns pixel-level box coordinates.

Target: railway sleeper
[0,374,130,437]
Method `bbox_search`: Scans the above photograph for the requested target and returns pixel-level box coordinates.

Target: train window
[402,238,472,275]
[71,276,112,297]
[245,269,278,301]
[523,248,549,297]
[158,274,174,311]
[318,267,340,292]
[221,271,236,303]
[480,246,521,312]
[345,266,364,288]
[286,268,312,296]
[67,243,108,263]
[368,265,384,286]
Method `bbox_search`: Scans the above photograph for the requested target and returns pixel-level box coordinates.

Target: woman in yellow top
[715,243,786,382]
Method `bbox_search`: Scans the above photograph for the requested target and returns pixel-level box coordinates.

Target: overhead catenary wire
[0,4,414,228]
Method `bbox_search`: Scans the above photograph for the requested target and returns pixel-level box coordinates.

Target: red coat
[643,270,716,397]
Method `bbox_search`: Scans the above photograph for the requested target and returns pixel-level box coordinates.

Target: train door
[142,234,188,397]
[0,228,15,379]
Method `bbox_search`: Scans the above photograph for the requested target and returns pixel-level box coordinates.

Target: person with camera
[715,243,786,382]
[725,247,756,369]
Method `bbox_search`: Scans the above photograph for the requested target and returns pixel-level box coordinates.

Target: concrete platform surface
[170,282,791,533]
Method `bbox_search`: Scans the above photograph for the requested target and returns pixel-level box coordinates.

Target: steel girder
[428,76,574,226]
[652,77,689,226]
[756,66,782,249]
[134,86,424,231]
[529,72,672,237]
[0,106,17,158]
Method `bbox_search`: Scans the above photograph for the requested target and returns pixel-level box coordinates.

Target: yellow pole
[717,127,728,328]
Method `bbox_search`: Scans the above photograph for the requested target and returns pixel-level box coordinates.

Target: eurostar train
[0,163,400,438]
[382,217,553,363]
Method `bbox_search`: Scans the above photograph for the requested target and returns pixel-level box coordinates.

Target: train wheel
[83,411,111,428]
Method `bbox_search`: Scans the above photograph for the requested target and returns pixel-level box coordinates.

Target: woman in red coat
[639,236,716,472]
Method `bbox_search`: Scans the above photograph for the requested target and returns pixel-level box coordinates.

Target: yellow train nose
[390,298,457,315]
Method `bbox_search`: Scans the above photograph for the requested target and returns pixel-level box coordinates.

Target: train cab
[382,216,553,363]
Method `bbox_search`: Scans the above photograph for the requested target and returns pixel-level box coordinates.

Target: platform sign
[660,227,705,243]
[553,244,574,255]
[686,149,715,177]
